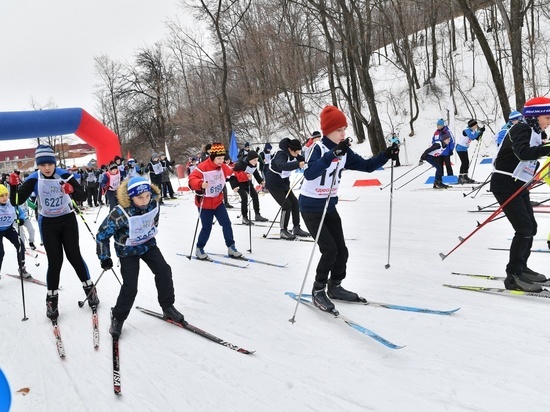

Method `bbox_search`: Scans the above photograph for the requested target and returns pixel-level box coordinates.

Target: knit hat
[35,145,56,166]
[264,143,272,151]
[467,119,478,128]
[311,130,322,138]
[127,176,151,198]
[109,162,118,170]
[508,110,522,121]
[205,143,212,152]
[436,119,445,126]
[0,184,8,196]
[127,158,135,164]
[523,97,550,116]
[287,138,302,151]
[209,143,226,160]
[244,142,250,148]
[247,151,259,161]
[152,153,159,160]
[320,105,348,136]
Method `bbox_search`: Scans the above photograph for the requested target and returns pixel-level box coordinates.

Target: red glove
[61,183,74,195]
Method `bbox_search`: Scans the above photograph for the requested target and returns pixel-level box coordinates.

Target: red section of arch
[74,109,121,166]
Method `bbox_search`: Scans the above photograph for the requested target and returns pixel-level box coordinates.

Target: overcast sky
[0,0,185,150]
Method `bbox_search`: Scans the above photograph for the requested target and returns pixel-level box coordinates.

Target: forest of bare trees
[93,0,550,162]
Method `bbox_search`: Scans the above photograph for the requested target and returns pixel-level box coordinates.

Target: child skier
[101,162,124,211]
[229,151,269,225]
[420,132,452,189]
[457,119,485,183]
[299,105,398,312]
[188,143,243,260]
[16,145,96,320]
[0,184,27,277]
[96,176,185,337]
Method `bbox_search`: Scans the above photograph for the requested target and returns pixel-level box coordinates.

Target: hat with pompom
[508,110,522,121]
[523,97,550,116]
[437,119,445,126]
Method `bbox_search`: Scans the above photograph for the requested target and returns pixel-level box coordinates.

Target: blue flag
[229,130,239,162]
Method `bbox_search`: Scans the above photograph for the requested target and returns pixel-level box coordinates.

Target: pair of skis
[50,307,99,359]
[177,252,287,268]
[444,272,550,300]
[286,292,460,350]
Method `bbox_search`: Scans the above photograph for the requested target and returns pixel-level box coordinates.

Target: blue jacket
[96,180,162,260]
[299,136,389,213]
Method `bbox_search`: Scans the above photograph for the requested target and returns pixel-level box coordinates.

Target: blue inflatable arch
[0,108,121,166]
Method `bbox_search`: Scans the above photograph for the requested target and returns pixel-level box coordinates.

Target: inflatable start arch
[0,108,121,166]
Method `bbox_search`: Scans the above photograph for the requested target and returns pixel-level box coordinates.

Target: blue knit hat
[508,110,522,121]
[127,176,151,198]
[35,145,56,166]
[436,119,445,126]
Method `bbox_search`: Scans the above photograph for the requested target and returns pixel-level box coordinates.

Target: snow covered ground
[2,139,550,411]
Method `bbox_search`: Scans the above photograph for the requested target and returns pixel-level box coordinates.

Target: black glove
[384,143,400,160]
[296,154,305,163]
[479,126,486,133]
[333,140,350,157]
[100,258,113,271]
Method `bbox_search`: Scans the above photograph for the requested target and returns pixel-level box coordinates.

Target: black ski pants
[270,189,300,229]
[113,245,176,321]
[0,226,25,272]
[301,210,349,286]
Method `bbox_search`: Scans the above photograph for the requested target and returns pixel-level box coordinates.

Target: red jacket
[188,158,233,209]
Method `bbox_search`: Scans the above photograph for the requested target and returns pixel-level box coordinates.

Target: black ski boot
[254,213,268,222]
[242,216,254,225]
[83,281,100,308]
[522,267,547,282]
[504,273,543,292]
[19,266,31,279]
[163,305,186,325]
[312,283,335,312]
[46,293,59,320]
[280,229,296,240]
[110,308,124,338]
[327,280,360,301]
[292,225,310,237]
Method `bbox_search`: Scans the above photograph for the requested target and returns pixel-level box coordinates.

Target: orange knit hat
[320,105,348,136]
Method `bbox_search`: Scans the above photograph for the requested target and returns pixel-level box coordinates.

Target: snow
[2,141,550,411]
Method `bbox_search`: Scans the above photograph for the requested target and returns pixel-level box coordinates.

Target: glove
[333,140,350,157]
[296,154,305,163]
[384,143,400,160]
[479,126,486,133]
[61,183,74,195]
[15,219,24,225]
[100,258,113,271]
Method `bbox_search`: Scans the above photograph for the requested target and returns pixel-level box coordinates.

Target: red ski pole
[439,162,550,260]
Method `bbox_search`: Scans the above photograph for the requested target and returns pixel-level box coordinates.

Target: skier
[188,143,243,261]
[491,96,550,292]
[299,105,398,312]
[229,151,269,225]
[457,119,485,183]
[0,184,27,277]
[265,137,310,240]
[16,145,97,320]
[495,110,523,147]
[101,162,124,211]
[420,132,452,189]
[96,176,185,337]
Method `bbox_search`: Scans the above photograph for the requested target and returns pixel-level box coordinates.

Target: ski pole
[247,183,253,253]
[469,140,483,180]
[72,200,122,285]
[385,159,395,269]
[262,173,304,238]
[187,193,205,260]
[78,269,107,307]
[394,165,433,190]
[93,203,103,224]
[440,163,550,260]
[462,174,491,198]
[379,162,423,190]
[15,193,28,321]
[289,159,341,324]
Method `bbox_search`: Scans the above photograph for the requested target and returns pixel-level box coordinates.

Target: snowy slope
[2,137,550,411]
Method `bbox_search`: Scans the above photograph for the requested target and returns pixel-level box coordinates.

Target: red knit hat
[320,105,348,136]
[523,97,550,116]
